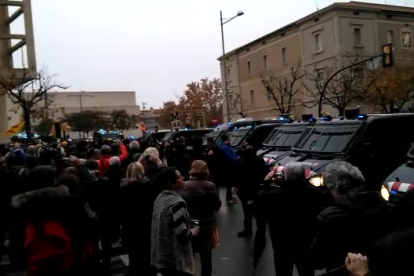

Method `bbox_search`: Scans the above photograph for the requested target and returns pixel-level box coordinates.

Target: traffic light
[382,43,394,68]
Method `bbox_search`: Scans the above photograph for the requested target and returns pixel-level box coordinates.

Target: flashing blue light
[113,131,117,134]
[227,122,231,125]
[131,136,135,139]
[17,133,22,137]
[184,128,189,131]
[357,114,368,120]
[279,117,285,121]
[234,127,238,130]
[390,190,398,195]
[309,118,315,122]
[323,115,333,121]
[248,125,252,129]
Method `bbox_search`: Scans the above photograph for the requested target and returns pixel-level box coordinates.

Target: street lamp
[220,10,244,123]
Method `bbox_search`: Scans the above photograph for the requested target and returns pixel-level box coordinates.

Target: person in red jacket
[96,141,128,176]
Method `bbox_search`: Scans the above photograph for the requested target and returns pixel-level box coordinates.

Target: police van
[162,128,212,143]
[202,118,255,146]
[383,143,414,203]
[273,113,414,195]
[226,119,287,153]
[259,122,312,166]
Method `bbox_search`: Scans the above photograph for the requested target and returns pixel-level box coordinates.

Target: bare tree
[0,69,68,138]
[303,57,379,116]
[229,93,248,119]
[261,61,305,114]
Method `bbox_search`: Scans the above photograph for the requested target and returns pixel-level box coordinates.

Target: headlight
[309,175,324,187]
[381,185,390,201]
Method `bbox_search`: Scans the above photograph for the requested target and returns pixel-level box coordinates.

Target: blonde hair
[189,160,209,177]
[126,162,145,183]
[142,147,159,159]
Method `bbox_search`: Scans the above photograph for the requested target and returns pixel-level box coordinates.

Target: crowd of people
[1,132,414,276]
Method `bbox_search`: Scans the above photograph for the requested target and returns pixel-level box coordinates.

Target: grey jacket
[151,190,195,274]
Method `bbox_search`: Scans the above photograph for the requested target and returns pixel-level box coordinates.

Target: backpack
[24,221,74,276]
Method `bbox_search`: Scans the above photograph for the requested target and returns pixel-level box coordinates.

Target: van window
[294,124,359,153]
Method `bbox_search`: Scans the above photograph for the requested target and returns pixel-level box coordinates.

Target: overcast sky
[30,0,413,109]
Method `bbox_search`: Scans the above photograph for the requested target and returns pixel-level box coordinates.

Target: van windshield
[293,124,360,153]
[263,125,307,148]
[202,131,222,145]
[228,128,251,147]
[162,131,175,141]
[408,144,414,159]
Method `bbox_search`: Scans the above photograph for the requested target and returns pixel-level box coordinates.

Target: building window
[226,67,230,76]
[402,31,412,48]
[247,61,252,75]
[282,47,287,64]
[354,28,362,45]
[316,71,324,89]
[263,55,268,69]
[228,93,233,107]
[267,90,273,101]
[387,30,394,44]
[315,33,322,52]
[7,116,11,121]
[250,90,255,104]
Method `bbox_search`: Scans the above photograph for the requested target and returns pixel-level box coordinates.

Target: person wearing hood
[180,160,222,276]
[10,166,96,275]
[312,161,390,272]
[253,163,320,276]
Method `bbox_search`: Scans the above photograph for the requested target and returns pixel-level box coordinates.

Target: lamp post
[220,10,244,123]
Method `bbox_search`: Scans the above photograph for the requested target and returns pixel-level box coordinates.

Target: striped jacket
[151,190,195,275]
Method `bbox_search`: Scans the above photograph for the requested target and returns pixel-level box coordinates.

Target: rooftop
[218,1,414,60]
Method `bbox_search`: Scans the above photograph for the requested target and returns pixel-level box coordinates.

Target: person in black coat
[254,163,320,276]
[234,143,267,237]
[312,161,391,272]
[180,160,222,276]
[120,162,160,276]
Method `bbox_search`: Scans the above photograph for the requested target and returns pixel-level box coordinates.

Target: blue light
[248,125,252,129]
[391,190,398,194]
[184,128,188,131]
[279,117,285,121]
[234,127,238,130]
[113,131,117,134]
[227,122,231,125]
[131,136,135,139]
[309,118,315,122]
[323,115,333,121]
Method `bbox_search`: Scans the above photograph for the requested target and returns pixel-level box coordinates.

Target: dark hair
[29,165,57,190]
[85,159,98,170]
[153,167,179,190]
[57,173,79,193]
[221,135,230,143]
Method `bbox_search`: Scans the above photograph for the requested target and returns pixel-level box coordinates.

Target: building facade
[219,1,414,121]
[4,91,141,138]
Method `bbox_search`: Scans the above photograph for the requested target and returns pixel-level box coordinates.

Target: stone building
[219,1,414,121]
